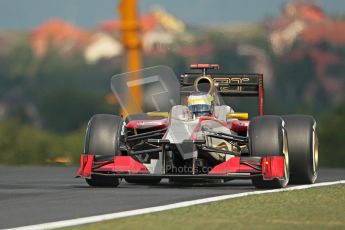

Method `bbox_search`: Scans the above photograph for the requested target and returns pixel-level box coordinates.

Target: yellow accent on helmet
[187,94,214,106]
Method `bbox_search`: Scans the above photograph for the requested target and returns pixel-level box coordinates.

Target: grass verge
[63,184,345,230]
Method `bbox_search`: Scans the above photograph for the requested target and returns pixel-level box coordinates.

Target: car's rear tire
[84,114,123,157]
[249,116,289,189]
[125,178,161,185]
[84,114,123,187]
[125,113,164,122]
[282,115,318,184]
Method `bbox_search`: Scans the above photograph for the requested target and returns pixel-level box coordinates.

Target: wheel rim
[282,128,289,183]
[312,132,319,178]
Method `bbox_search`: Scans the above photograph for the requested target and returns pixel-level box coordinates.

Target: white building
[84,32,123,64]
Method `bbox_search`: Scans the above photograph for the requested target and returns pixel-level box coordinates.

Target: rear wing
[180,73,264,115]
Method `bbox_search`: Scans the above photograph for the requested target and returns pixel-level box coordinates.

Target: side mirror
[147,112,169,118]
[227,113,248,120]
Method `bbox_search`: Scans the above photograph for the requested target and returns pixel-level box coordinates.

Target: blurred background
[0,0,344,167]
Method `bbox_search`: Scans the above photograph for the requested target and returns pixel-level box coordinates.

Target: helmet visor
[188,104,212,113]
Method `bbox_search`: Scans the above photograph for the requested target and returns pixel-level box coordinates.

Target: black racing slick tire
[249,116,289,189]
[84,114,123,157]
[124,178,161,185]
[84,114,123,187]
[86,175,120,187]
[282,115,318,184]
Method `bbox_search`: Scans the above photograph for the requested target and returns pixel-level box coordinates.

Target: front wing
[77,155,285,181]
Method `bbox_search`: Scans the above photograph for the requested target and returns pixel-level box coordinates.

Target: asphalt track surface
[0,167,344,229]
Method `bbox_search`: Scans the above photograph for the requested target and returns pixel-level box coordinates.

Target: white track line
[5,180,345,230]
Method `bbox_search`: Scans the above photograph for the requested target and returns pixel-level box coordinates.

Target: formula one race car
[77,64,319,189]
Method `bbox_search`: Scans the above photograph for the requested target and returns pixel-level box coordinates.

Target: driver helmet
[187,92,214,118]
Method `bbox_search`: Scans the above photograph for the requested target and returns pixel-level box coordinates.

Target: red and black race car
[77,64,318,189]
